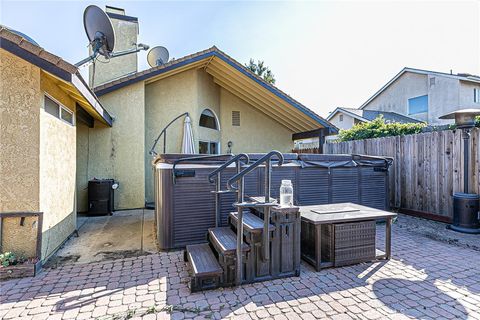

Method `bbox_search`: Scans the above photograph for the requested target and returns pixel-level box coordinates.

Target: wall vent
[232,111,240,126]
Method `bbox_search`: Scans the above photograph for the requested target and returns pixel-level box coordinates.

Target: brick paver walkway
[1,226,479,320]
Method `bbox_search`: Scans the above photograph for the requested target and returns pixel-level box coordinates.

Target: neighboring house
[0,26,113,261]
[359,67,480,125]
[81,7,337,210]
[326,107,423,131]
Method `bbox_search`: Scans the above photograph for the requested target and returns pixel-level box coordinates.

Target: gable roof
[0,26,113,126]
[359,67,480,110]
[94,46,337,134]
[327,107,423,124]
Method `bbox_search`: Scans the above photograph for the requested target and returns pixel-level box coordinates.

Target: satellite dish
[83,5,115,57]
[147,46,169,67]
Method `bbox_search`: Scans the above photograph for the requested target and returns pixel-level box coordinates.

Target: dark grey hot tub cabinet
[153,153,392,251]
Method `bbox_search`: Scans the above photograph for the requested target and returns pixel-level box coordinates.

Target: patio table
[300,203,397,271]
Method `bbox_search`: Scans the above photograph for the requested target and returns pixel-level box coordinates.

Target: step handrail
[208,153,250,183]
[227,151,284,286]
[226,151,284,191]
[207,153,249,228]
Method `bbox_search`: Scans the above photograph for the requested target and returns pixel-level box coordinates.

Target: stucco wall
[459,81,480,109]
[39,74,77,260]
[361,71,478,125]
[219,89,293,154]
[83,82,145,210]
[76,122,89,213]
[89,13,139,87]
[329,112,357,130]
[363,72,429,122]
[0,50,41,257]
[0,50,41,213]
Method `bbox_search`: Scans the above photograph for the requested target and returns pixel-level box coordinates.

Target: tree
[245,59,276,84]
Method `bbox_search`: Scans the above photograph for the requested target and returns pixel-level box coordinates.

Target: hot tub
[153,153,392,250]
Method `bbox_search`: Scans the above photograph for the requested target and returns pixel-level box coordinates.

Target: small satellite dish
[147,46,169,67]
[4,27,39,46]
[83,5,115,57]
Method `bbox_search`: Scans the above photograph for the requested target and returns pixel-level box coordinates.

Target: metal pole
[215,172,221,227]
[463,129,470,193]
[163,131,167,154]
[235,161,244,286]
[263,159,271,261]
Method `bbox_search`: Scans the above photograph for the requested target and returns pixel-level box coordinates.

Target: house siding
[328,112,357,131]
[77,81,146,211]
[0,50,41,258]
[39,73,77,259]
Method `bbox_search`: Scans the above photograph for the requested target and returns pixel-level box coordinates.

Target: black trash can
[88,179,116,215]
[450,193,480,234]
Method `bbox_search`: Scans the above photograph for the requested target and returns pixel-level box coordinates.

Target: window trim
[339,114,344,122]
[199,108,220,131]
[43,93,75,126]
[198,140,220,155]
[474,88,479,103]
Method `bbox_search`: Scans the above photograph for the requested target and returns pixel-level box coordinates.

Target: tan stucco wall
[0,50,41,257]
[39,74,77,260]
[219,88,293,154]
[143,68,294,203]
[89,13,139,87]
[76,122,89,212]
[80,81,145,210]
[144,69,198,202]
[0,50,41,213]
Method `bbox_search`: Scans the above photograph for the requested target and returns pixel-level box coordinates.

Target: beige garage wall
[39,73,77,260]
[0,50,41,258]
[81,82,145,210]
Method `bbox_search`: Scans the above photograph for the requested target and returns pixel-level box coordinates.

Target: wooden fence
[324,128,479,221]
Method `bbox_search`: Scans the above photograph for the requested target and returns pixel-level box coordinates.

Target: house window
[474,88,479,103]
[408,95,428,115]
[199,109,218,130]
[44,95,74,125]
[232,111,240,126]
[339,114,344,122]
[199,141,219,154]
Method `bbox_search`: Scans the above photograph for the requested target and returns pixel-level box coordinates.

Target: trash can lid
[453,192,480,199]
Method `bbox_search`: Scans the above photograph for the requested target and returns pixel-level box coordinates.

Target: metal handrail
[206,154,249,228]
[227,151,284,286]
[227,151,284,191]
[149,112,189,156]
[208,153,249,183]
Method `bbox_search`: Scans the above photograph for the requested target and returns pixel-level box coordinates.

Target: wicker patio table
[300,203,397,271]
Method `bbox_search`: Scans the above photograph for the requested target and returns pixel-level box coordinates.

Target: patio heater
[439,109,480,234]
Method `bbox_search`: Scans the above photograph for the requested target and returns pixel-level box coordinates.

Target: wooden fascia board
[213,77,300,132]
[207,64,315,131]
[210,58,321,128]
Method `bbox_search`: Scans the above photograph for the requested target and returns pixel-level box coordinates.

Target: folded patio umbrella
[181,115,195,154]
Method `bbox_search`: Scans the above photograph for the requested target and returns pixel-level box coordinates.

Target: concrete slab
[45,209,157,267]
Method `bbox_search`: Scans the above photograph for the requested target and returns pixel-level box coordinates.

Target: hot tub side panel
[155,167,174,250]
[172,168,216,248]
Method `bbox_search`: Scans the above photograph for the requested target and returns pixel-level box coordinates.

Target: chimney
[89,6,139,87]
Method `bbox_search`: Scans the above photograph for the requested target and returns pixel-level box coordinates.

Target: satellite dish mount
[75,5,149,68]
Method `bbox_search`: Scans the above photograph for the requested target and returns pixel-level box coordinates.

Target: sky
[1,1,479,117]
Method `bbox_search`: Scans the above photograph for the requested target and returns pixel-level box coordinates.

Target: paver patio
[1,223,479,320]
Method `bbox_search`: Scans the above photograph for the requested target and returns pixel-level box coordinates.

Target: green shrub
[0,252,25,267]
[338,116,426,142]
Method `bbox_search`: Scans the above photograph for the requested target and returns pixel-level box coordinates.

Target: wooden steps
[229,211,276,233]
[208,227,249,256]
[185,243,222,292]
